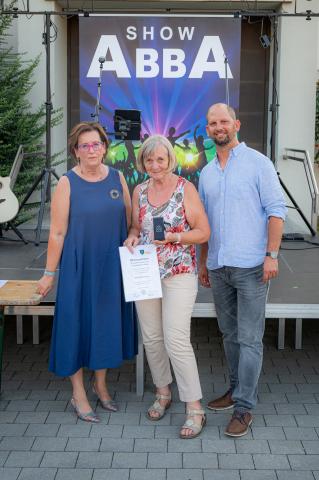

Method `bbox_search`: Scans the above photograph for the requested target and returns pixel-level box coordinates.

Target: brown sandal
[146,393,172,421]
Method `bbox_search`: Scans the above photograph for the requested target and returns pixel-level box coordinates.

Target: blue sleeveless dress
[49,167,137,376]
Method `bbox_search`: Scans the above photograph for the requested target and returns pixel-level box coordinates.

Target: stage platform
[1,229,319,302]
[1,229,319,349]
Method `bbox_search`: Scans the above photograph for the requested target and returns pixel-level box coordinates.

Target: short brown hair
[68,122,109,162]
[136,135,177,174]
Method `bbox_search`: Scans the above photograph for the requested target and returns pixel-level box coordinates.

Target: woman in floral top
[125,135,210,439]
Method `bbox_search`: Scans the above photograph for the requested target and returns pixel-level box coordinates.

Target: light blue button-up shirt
[198,142,287,270]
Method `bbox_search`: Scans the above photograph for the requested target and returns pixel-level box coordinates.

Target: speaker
[113,109,141,141]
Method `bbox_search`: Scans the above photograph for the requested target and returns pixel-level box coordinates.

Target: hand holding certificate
[119,244,162,302]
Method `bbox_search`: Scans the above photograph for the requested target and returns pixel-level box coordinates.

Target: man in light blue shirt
[199,103,286,437]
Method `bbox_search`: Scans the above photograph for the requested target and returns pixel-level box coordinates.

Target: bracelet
[44,270,56,277]
[175,233,182,244]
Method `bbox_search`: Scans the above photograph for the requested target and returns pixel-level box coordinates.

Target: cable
[247,15,262,24]
[43,14,58,44]
[50,20,58,43]
[281,246,319,250]
[0,237,49,244]
[280,239,319,251]
[304,240,319,246]
[21,0,33,19]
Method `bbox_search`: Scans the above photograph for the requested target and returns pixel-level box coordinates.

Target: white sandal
[180,408,206,439]
[146,393,172,421]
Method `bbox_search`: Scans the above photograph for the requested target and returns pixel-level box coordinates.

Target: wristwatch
[265,251,279,259]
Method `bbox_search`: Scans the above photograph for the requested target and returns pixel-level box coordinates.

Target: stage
[1,229,319,350]
[1,229,318,301]
[0,230,319,332]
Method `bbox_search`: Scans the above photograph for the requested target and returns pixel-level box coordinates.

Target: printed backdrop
[79,15,241,189]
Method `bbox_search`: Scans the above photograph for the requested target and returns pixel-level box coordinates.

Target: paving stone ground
[1,316,319,480]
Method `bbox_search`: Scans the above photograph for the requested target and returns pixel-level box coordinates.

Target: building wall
[11,0,68,177]
[315,14,319,197]
[276,12,318,231]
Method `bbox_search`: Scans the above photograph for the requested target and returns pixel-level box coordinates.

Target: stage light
[186,153,194,163]
[114,110,141,141]
[260,34,271,49]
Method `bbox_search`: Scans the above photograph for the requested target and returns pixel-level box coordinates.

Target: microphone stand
[90,64,142,142]
[19,12,60,246]
[91,57,105,123]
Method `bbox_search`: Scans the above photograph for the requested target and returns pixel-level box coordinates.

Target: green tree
[0,10,62,223]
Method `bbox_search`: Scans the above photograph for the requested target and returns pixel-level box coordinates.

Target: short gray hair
[136,135,177,173]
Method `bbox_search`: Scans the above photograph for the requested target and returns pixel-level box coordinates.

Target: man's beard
[213,134,231,146]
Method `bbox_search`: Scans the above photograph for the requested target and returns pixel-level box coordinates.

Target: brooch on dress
[110,189,120,199]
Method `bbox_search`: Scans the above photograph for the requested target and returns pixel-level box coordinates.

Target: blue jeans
[209,265,268,413]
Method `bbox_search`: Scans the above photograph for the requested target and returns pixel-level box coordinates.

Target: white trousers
[135,273,202,402]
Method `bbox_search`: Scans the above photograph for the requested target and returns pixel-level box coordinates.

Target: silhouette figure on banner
[167,126,190,147]
[194,125,214,171]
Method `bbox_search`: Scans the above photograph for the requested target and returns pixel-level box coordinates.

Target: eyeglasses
[77,142,104,152]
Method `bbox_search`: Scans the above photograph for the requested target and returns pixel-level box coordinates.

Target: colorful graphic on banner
[79,15,241,188]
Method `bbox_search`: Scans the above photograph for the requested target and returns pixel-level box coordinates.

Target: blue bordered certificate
[119,244,162,302]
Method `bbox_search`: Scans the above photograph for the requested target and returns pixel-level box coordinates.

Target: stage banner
[79,15,241,188]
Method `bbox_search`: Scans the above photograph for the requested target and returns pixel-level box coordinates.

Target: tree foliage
[0,9,62,223]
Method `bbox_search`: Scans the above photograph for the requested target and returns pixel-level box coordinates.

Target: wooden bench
[4,302,319,396]
[5,305,54,345]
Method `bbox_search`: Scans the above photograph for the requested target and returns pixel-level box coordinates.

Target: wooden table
[0,280,42,392]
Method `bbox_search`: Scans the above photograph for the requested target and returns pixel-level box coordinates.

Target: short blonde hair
[136,134,177,174]
[68,122,109,162]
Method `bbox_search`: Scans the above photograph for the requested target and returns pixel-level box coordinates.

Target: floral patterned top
[138,176,197,279]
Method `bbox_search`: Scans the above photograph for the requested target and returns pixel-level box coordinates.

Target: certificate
[119,244,162,302]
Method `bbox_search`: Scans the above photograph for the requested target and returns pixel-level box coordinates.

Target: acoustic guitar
[0,145,25,224]
[0,176,19,223]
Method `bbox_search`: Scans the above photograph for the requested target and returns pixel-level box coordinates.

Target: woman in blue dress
[37,122,137,422]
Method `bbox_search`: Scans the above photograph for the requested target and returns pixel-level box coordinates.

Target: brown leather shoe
[207,390,234,411]
[224,411,252,437]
